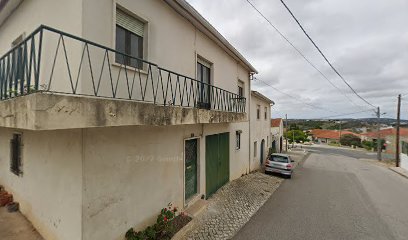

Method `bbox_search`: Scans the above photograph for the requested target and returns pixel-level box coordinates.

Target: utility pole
[339,120,342,146]
[292,131,295,148]
[377,107,382,161]
[285,114,288,152]
[396,94,401,167]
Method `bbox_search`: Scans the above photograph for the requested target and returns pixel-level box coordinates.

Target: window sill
[112,62,149,75]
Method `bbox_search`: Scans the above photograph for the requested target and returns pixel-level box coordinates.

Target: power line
[279,0,377,109]
[245,0,367,111]
[314,109,375,120]
[254,77,338,113]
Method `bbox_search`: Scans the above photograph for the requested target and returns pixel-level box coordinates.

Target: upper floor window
[264,107,267,119]
[238,81,244,97]
[115,8,144,69]
[257,105,260,119]
[197,58,211,109]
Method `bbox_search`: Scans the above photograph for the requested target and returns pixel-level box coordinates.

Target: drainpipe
[248,73,253,173]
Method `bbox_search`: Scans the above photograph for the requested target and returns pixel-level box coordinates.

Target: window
[236,131,242,150]
[197,58,211,109]
[10,133,22,176]
[115,8,144,69]
[254,141,257,157]
[257,105,260,119]
[238,81,244,97]
[264,107,267,119]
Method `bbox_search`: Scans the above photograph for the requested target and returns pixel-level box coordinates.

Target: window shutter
[116,9,144,37]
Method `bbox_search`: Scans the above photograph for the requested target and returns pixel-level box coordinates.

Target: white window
[115,8,145,69]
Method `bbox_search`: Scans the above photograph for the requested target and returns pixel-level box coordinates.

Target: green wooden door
[206,133,230,198]
[185,139,198,201]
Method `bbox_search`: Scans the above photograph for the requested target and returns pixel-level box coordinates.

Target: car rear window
[270,156,289,163]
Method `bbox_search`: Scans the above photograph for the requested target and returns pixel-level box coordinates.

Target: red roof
[271,118,283,127]
[309,129,359,140]
[361,128,408,138]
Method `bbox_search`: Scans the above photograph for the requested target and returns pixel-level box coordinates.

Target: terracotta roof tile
[271,118,283,127]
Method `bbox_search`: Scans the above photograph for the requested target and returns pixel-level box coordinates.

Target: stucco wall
[0,127,82,240]
[401,153,408,171]
[81,123,248,240]
[80,0,251,113]
[249,95,271,171]
[0,0,83,94]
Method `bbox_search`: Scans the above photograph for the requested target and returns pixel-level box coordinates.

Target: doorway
[185,138,198,201]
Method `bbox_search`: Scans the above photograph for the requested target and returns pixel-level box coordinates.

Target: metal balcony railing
[0,25,246,113]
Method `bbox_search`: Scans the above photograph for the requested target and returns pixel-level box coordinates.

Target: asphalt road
[234,145,408,240]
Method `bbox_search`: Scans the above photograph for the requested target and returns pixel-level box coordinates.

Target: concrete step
[185,199,208,218]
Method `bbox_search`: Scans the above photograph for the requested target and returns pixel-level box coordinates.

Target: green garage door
[206,132,230,198]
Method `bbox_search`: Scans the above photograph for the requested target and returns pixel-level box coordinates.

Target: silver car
[265,153,294,178]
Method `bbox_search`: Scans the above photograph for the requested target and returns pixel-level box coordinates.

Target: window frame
[254,141,257,157]
[236,131,241,150]
[256,105,260,120]
[264,107,267,120]
[114,6,147,70]
[10,133,23,176]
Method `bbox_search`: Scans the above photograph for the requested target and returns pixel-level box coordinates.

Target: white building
[250,91,273,170]
[271,118,284,153]
[0,1,258,240]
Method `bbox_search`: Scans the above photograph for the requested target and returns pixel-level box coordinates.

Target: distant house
[250,91,274,170]
[271,118,284,153]
[310,129,359,144]
[361,128,408,155]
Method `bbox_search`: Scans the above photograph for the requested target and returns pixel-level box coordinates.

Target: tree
[340,134,362,147]
[284,130,309,143]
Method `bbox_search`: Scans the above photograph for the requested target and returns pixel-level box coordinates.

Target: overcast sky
[186,0,408,120]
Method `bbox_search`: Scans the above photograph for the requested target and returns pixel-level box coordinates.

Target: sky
[186,0,408,120]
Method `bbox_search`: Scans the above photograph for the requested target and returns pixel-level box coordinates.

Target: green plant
[125,203,181,240]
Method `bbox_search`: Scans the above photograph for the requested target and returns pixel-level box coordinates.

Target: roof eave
[164,0,258,74]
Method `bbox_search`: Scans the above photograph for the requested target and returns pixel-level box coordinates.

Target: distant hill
[286,118,408,132]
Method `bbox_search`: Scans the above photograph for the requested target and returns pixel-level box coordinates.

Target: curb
[297,152,311,168]
[389,167,408,180]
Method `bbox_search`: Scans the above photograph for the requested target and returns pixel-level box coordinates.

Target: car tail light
[265,160,270,165]
[286,164,292,169]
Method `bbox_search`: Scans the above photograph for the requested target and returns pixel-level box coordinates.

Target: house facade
[271,118,283,153]
[0,1,258,240]
[249,91,273,170]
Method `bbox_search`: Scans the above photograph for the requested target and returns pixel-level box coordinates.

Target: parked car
[265,153,294,178]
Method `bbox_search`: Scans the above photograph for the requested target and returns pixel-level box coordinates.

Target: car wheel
[287,174,292,179]
[265,170,269,175]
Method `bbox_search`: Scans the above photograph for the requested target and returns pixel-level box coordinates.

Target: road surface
[234,145,408,240]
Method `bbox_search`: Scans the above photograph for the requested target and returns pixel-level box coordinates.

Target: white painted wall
[80,0,251,111]
[82,123,248,240]
[0,0,83,95]
[401,154,408,171]
[250,94,271,171]
[0,127,82,240]
[271,120,284,153]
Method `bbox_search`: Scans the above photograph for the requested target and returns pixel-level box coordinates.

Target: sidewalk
[174,151,307,240]
[389,167,408,179]
[0,207,44,240]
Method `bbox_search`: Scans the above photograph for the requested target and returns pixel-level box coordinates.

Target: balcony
[0,25,246,130]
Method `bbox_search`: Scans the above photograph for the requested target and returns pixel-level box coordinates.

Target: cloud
[187,0,408,119]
